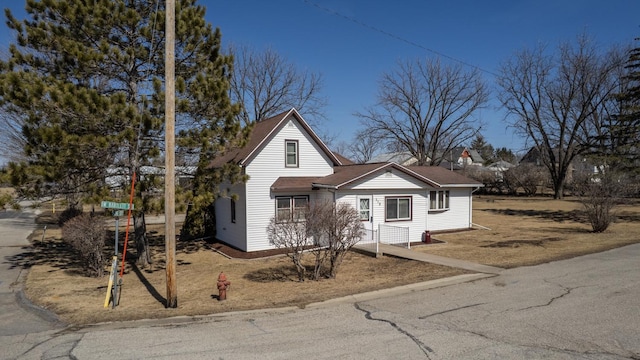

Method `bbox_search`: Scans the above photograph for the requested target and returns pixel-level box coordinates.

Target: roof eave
[311,183,338,190]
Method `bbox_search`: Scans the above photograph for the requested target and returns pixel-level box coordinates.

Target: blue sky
[1,0,639,160]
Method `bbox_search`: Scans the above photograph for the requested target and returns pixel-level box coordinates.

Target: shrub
[57,207,83,226]
[267,217,309,282]
[503,164,547,195]
[61,213,106,277]
[573,171,630,233]
[306,201,364,279]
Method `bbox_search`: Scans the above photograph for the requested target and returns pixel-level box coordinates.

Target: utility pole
[164,0,177,308]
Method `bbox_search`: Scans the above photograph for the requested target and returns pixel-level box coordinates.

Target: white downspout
[470,186,480,228]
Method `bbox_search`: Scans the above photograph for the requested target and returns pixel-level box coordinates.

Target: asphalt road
[0,208,64,339]
[1,207,639,359]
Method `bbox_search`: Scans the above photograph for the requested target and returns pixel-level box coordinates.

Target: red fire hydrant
[217,272,231,301]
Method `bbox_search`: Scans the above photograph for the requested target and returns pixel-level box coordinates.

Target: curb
[66,273,497,332]
[306,273,496,308]
[15,289,67,329]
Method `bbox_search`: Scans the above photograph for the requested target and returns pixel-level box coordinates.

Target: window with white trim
[429,190,450,210]
[276,196,308,222]
[285,140,298,167]
[385,196,412,221]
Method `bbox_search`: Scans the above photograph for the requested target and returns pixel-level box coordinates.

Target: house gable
[210,108,341,169]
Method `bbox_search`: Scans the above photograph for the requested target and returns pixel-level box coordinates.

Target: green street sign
[112,210,125,217]
[100,201,134,210]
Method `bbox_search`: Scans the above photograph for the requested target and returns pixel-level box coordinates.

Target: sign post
[101,201,133,308]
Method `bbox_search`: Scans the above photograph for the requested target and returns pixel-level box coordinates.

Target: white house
[211,108,482,252]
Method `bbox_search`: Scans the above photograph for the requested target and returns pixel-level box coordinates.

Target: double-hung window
[276,196,308,222]
[285,140,298,167]
[385,196,411,221]
[429,190,450,210]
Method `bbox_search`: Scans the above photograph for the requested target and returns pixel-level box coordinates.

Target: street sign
[100,201,134,210]
[112,210,125,217]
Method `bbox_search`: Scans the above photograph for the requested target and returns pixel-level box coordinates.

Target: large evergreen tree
[0,0,245,217]
[603,37,640,175]
[470,134,494,165]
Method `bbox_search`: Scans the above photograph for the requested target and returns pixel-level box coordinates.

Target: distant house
[440,147,485,167]
[211,108,482,252]
[368,151,418,166]
[105,165,196,189]
[520,147,547,167]
[487,160,515,180]
[368,147,484,169]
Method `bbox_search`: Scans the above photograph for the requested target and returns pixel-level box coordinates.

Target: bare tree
[356,58,488,166]
[346,129,385,164]
[497,35,627,199]
[229,44,327,125]
[267,216,309,282]
[306,201,363,279]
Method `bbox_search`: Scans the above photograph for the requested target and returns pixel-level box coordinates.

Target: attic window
[285,140,298,167]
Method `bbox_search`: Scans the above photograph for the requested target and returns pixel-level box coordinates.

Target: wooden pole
[164,0,177,308]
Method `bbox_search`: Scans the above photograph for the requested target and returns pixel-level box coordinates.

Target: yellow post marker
[103,256,117,308]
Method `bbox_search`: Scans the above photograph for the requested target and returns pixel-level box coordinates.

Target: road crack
[354,303,433,359]
[519,280,586,311]
[418,303,486,319]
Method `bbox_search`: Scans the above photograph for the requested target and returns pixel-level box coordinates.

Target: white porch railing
[379,223,411,249]
[357,228,379,254]
[356,224,410,250]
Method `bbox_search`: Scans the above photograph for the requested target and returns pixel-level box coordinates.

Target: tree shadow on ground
[481,237,564,248]
[127,261,166,307]
[5,237,88,276]
[146,231,211,255]
[244,264,312,283]
[615,211,640,223]
[481,208,587,223]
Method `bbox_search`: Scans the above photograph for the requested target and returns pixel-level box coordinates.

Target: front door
[357,196,373,232]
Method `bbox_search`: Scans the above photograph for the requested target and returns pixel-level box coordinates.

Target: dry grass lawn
[422,195,640,268]
[21,195,640,325]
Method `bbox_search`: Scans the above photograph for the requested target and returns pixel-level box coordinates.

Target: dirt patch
[19,195,640,325]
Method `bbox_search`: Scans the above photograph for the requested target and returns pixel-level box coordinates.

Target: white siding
[425,188,472,232]
[215,183,247,250]
[245,118,334,251]
[336,190,428,243]
[336,180,474,243]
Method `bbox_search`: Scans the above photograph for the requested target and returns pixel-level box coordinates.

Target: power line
[303,0,499,77]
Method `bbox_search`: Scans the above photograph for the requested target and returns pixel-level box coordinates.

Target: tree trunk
[134,211,152,267]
